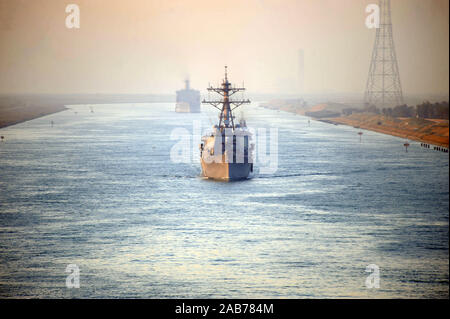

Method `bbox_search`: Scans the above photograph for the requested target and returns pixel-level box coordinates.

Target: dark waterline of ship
[0,103,448,298]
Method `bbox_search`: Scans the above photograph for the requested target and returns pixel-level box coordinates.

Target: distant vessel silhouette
[175,79,200,113]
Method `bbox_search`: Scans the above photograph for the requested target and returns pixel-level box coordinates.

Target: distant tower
[298,49,305,94]
[364,0,404,109]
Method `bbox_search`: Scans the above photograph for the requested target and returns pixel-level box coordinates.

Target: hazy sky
[0,0,448,95]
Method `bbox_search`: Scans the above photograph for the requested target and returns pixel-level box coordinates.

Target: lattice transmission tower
[364,0,404,109]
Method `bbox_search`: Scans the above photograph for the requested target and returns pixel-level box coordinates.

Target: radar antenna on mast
[202,66,250,130]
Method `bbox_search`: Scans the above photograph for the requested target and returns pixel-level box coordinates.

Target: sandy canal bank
[260,101,449,148]
[0,94,175,129]
[327,113,449,148]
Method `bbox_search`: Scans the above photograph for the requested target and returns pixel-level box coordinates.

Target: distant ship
[199,66,254,181]
[175,79,200,113]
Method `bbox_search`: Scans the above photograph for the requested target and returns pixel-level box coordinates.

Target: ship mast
[202,66,250,130]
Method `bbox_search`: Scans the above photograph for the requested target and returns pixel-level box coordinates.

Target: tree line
[378,101,448,119]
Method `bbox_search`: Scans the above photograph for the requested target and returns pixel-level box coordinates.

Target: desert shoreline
[260,103,449,148]
[0,94,175,129]
[325,115,449,148]
[0,105,68,129]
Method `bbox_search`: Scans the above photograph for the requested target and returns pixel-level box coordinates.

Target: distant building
[175,79,201,113]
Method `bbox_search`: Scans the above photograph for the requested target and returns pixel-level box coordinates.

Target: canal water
[0,102,448,298]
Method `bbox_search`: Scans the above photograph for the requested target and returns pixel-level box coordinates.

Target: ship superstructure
[199,66,254,180]
[175,79,201,113]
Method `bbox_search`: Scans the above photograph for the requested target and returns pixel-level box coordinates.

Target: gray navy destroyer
[199,66,254,180]
[175,79,200,113]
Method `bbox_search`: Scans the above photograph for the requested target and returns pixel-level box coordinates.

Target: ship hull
[201,160,252,181]
[175,102,200,113]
